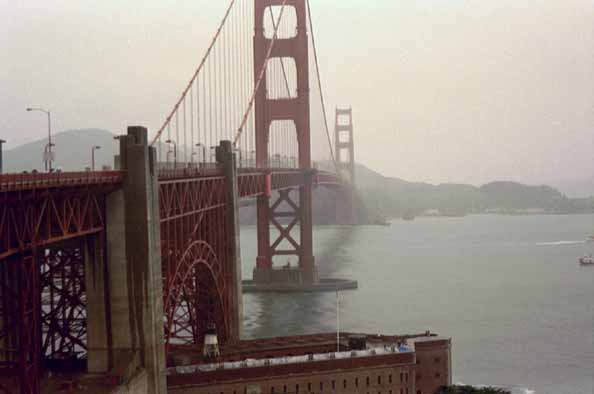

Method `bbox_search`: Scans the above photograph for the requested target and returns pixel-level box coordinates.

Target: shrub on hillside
[437,386,511,394]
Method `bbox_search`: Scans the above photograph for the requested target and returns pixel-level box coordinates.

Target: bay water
[240,214,594,394]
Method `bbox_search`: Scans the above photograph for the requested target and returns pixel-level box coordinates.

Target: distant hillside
[355,164,594,216]
[4,129,119,172]
[3,130,592,217]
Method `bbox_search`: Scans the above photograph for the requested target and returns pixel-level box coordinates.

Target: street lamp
[91,145,101,171]
[0,139,5,174]
[165,139,177,168]
[26,107,53,172]
[210,146,217,163]
[196,143,206,166]
[234,148,243,168]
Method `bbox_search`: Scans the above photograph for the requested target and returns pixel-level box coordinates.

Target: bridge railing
[158,164,223,181]
[0,171,125,192]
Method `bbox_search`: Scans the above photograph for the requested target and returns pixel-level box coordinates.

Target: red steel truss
[159,172,230,350]
[0,173,121,394]
[0,165,342,393]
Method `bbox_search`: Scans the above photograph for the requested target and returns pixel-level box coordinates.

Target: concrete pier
[101,127,166,394]
[217,140,243,341]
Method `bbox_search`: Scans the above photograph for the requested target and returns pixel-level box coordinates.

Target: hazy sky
[1,0,593,186]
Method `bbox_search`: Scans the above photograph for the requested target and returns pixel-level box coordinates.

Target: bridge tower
[253,0,318,284]
[334,107,357,225]
[335,108,355,186]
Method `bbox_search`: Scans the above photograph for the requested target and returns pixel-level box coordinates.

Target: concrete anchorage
[102,126,166,394]
[216,140,244,341]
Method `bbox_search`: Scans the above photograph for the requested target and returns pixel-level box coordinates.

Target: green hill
[3,129,119,172]
[356,164,594,217]
[3,130,592,217]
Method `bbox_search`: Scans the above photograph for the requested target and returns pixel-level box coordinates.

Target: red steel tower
[335,107,357,225]
[253,0,317,283]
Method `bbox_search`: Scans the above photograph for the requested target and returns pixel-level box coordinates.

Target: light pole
[165,139,177,168]
[0,139,5,174]
[196,143,206,166]
[234,148,243,168]
[26,107,53,172]
[210,146,217,163]
[91,145,101,171]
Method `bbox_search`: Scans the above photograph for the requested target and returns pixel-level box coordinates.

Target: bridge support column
[105,126,166,394]
[299,171,317,283]
[84,235,110,373]
[253,0,318,285]
[334,108,357,225]
[217,140,243,341]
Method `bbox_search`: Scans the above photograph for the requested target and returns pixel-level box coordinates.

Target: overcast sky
[1,0,593,186]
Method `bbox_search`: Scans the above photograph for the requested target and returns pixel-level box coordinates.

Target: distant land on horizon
[2,129,593,217]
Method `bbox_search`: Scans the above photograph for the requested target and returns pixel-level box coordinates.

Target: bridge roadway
[0,167,339,262]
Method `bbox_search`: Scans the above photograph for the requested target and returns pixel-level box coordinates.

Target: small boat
[578,255,594,265]
[402,212,415,221]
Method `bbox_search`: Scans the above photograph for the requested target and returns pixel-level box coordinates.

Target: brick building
[167,333,451,394]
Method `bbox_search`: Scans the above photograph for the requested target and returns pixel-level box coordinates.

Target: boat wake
[535,240,586,246]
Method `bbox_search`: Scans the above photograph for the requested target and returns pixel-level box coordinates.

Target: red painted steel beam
[0,171,123,192]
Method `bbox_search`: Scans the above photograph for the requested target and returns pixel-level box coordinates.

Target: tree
[437,385,511,394]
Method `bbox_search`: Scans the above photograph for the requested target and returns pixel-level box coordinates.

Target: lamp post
[196,143,206,166]
[26,107,53,172]
[165,139,177,168]
[210,146,216,163]
[0,139,5,174]
[234,148,243,168]
[91,145,101,171]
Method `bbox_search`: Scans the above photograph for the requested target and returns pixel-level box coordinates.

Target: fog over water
[2,1,593,187]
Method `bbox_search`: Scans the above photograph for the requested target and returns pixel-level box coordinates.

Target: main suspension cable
[306,0,339,174]
[151,0,237,146]
[233,0,289,147]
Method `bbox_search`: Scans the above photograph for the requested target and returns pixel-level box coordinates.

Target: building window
[378,376,381,384]
[332,380,335,390]
[434,357,440,363]
[355,378,359,387]
[320,382,323,392]
[366,377,370,387]
[435,373,441,378]
[296,385,299,393]
[406,389,409,394]
[308,383,311,392]
[284,386,287,393]
[400,389,403,394]
[400,373,403,382]
[343,380,347,389]
[389,375,392,384]
[405,373,408,383]
[417,391,421,394]
[417,374,421,381]
[271,387,275,394]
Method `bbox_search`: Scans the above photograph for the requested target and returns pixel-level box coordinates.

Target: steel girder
[159,176,230,351]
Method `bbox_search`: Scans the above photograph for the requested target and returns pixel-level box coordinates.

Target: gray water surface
[240,214,594,394]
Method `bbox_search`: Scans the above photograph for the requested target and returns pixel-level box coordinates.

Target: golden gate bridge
[0,1,358,393]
